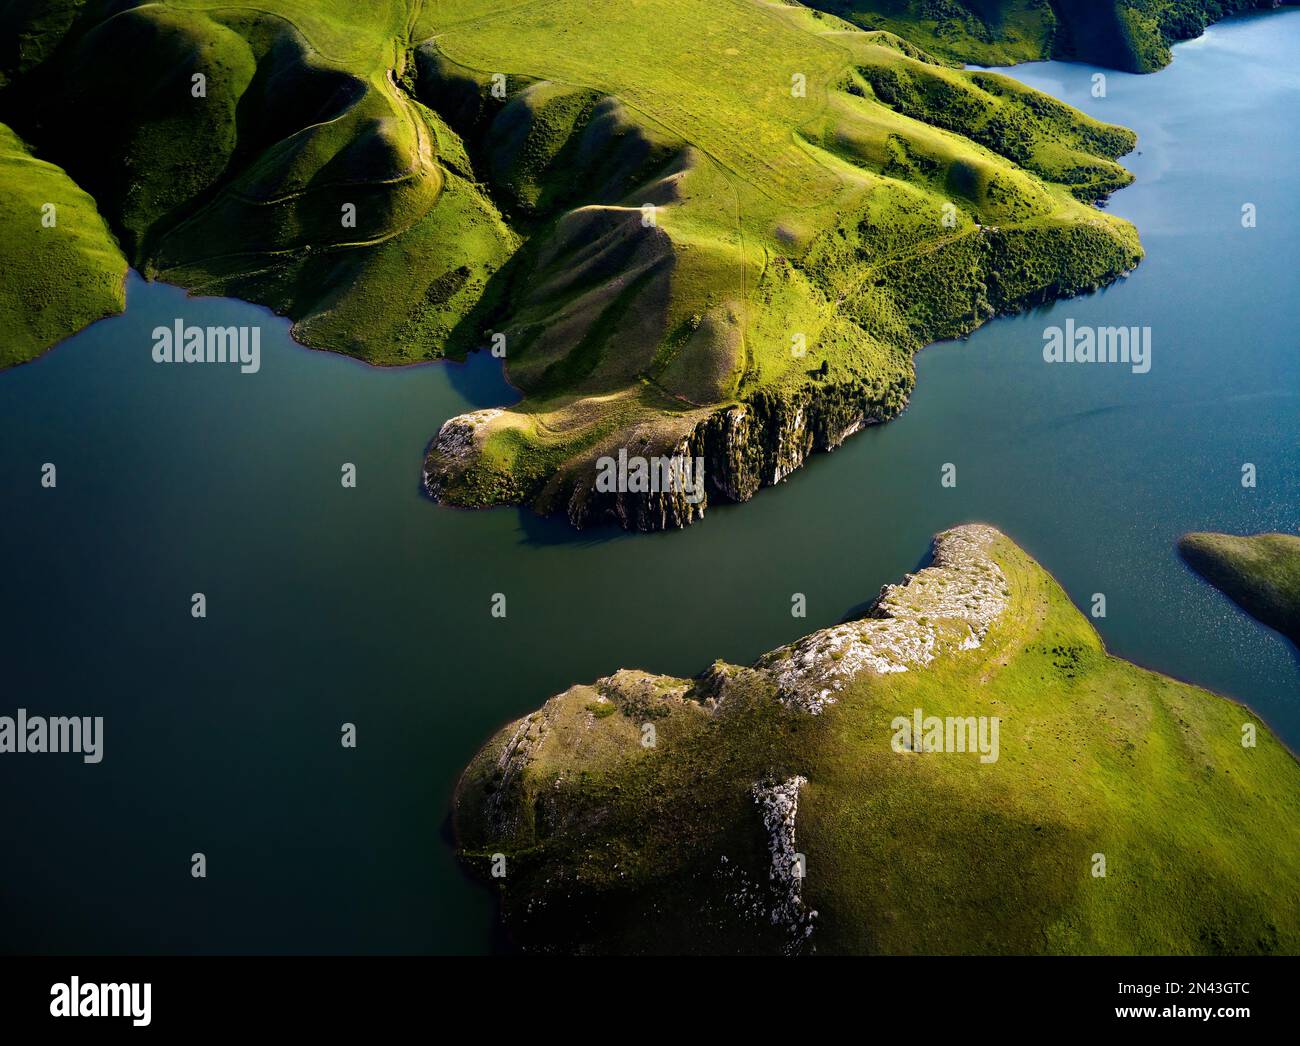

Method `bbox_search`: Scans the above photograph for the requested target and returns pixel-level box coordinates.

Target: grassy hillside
[414,1,1141,524]
[0,121,125,367]
[1180,532,1300,647]
[808,1,1293,72]
[456,526,1300,954]
[1,1,1142,523]
[1,0,518,364]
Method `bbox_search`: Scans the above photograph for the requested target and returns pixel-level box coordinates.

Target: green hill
[808,1,1296,72]
[1,0,518,364]
[0,120,125,367]
[0,1,1146,523]
[456,525,1300,954]
[1180,532,1300,647]
[411,2,1142,526]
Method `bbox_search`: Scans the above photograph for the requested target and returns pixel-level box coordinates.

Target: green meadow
[456,529,1300,954]
[1,0,518,365]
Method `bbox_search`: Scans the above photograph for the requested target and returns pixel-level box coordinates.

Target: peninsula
[2,2,1289,529]
[456,526,1300,953]
[1,0,1139,529]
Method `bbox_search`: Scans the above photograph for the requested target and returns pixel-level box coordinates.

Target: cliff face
[553,374,911,530]
[425,211,1138,532]
[423,369,911,532]
[453,525,1300,955]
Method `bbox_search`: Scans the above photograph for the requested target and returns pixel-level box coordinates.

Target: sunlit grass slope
[415,1,1141,520]
[0,121,125,367]
[1,1,1142,522]
[1180,532,1300,647]
[457,527,1300,954]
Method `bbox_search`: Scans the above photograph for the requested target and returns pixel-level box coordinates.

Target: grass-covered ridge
[415,1,1142,525]
[1180,532,1300,647]
[807,1,1296,72]
[1,1,1142,522]
[456,525,1300,954]
[0,120,125,367]
[1,0,518,364]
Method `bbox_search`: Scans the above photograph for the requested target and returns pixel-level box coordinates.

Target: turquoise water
[1,12,1296,954]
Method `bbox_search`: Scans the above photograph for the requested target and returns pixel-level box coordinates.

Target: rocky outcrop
[425,368,912,531]
[758,525,1009,713]
[562,429,708,532]
[751,776,816,953]
[481,705,551,840]
[519,377,899,529]
[422,408,503,501]
[687,378,911,506]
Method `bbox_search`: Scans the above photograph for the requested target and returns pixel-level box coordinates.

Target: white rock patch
[485,708,549,834]
[424,408,502,494]
[761,524,1009,714]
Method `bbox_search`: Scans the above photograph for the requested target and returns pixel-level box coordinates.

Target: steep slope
[456,526,1300,954]
[1180,532,1300,646]
[0,120,125,367]
[1,0,518,364]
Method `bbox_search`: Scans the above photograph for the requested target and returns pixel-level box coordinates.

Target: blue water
[1,11,1296,954]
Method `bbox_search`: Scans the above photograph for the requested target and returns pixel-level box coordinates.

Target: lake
[1,11,1296,954]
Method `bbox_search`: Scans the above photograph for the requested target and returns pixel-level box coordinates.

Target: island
[1180,531,1300,647]
[455,525,1300,954]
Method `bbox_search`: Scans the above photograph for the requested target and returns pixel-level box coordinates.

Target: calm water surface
[1,12,1296,953]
